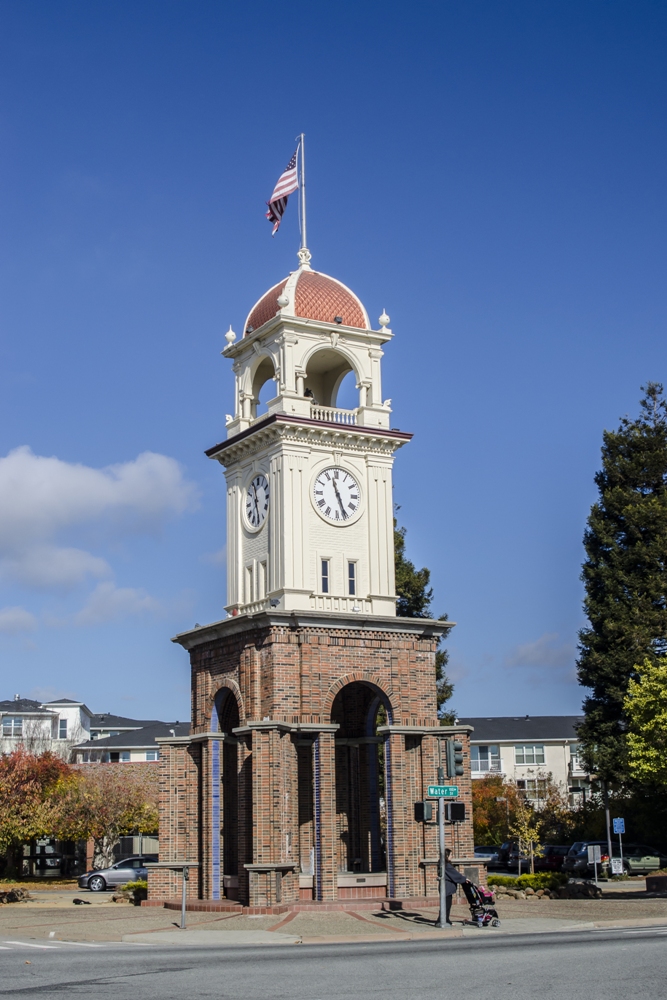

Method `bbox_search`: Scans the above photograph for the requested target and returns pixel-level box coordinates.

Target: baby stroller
[462,882,500,927]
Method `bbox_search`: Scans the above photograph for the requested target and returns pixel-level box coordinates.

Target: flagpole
[297,133,310,266]
[300,133,306,250]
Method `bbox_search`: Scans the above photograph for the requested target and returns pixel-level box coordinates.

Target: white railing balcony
[310,403,358,425]
[471,760,503,774]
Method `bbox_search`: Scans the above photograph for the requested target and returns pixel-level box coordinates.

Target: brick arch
[324,671,398,723]
[210,680,245,731]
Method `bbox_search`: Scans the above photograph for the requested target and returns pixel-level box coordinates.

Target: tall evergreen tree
[577,383,667,782]
[394,521,454,715]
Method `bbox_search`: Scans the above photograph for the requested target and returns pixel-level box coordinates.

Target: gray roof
[89,713,161,730]
[76,722,190,749]
[459,716,583,742]
[0,698,49,713]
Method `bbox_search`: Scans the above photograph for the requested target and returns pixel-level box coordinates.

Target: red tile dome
[244,268,369,335]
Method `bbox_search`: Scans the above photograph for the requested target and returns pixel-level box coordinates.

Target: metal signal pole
[435,796,447,928]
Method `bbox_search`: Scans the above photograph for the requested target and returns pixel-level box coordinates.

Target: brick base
[143,894,472,915]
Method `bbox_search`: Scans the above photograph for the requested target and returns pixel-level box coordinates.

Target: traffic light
[414,801,433,823]
[447,802,466,823]
[446,739,464,777]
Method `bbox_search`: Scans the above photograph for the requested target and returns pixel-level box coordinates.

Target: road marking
[4,941,58,950]
[55,941,102,948]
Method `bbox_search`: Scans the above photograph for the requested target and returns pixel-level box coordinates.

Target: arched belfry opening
[214,689,240,886]
[331,682,392,874]
[251,355,277,418]
[304,349,357,409]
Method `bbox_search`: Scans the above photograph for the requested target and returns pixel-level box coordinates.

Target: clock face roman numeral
[313,467,361,523]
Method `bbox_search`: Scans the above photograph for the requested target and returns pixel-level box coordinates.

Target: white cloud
[71,582,162,627]
[505,632,576,673]
[0,446,197,590]
[0,606,38,634]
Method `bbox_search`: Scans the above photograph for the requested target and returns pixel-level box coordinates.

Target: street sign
[587,845,602,863]
[613,817,625,835]
[427,785,459,798]
[611,858,623,875]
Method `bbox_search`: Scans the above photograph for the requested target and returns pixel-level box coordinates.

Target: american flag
[266,148,299,236]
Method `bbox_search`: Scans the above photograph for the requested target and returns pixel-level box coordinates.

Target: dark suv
[534,844,569,872]
[562,841,609,877]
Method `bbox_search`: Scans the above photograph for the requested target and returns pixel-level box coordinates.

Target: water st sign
[427,785,459,798]
[613,818,625,835]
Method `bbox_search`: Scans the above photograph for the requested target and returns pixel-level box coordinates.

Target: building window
[517,778,547,801]
[321,559,330,594]
[146,750,159,761]
[348,561,356,596]
[59,718,68,739]
[471,745,501,772]
[120,751,131,762]
[515,744,545,765]
[2,717,23,737]
[570,743,582,768]
[245,564,254,604]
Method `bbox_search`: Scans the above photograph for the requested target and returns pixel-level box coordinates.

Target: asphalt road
[0,925,664,999]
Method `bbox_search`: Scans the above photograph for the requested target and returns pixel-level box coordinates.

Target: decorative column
[235,722,299,907]
[314,729,338,901]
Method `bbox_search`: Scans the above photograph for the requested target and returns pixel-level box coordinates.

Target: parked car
[617,844,667,875]
[474,845,502,868]
[562,841,610,877]
[496,841,516,867]
[78,855,158,892]
[506,845,534,872]
[533,844,570,872]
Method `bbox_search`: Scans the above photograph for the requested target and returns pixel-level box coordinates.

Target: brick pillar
[147,739,202,901]
[236,734,253,905]
[244,725,299,907]
[385,732,426,899]
[315,731,337,901]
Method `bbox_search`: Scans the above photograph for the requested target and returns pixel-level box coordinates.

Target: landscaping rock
[0,888,31,904]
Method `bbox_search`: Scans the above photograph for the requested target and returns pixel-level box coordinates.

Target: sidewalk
[0,884,665,946]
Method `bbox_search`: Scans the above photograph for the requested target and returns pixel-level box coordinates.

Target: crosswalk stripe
[3,941,58,949]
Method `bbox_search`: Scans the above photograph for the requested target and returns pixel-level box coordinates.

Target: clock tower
[149,253,476,912]
[210,255,406,618]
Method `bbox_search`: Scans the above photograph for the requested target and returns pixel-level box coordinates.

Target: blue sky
[0,0,665,720]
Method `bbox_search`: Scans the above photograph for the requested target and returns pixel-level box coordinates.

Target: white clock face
[313,467,361,523]
[245,474,269,529]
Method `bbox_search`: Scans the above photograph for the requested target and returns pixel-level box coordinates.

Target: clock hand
[332,480,347,518]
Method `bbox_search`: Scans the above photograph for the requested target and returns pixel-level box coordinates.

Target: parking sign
[611,858,623,875]
[613,817,625,835]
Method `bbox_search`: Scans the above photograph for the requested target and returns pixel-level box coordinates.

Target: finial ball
[379,310,390,328]
[225,325,237,345]
[277,294,289,308]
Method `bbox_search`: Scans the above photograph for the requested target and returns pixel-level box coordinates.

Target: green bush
[488,872,568,891]
[121,879,147,891]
